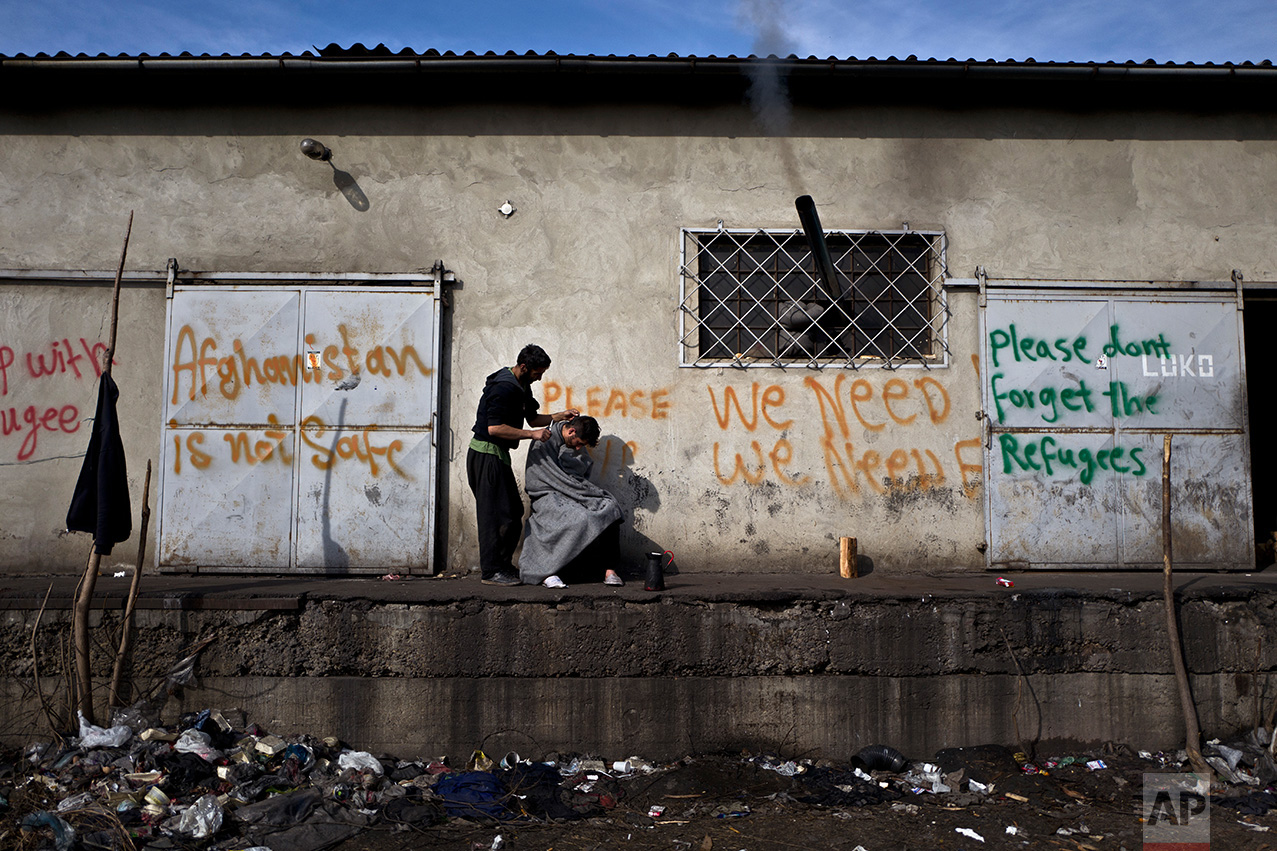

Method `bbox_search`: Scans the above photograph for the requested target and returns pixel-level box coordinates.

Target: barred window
[678,227,949,368]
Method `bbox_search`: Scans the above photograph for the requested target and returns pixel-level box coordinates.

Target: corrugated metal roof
[5,44,1275,113]
[0,43,1271,70]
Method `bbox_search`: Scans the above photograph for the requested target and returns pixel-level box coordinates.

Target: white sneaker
[542,576,567,589]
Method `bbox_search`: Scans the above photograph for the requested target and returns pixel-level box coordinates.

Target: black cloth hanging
[66,373,131,555]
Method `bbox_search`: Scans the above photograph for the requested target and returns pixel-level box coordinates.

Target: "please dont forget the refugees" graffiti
[986,319,1220,486]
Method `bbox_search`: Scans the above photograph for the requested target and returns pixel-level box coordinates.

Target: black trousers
[560,519,622,584]
[467,448,524,578]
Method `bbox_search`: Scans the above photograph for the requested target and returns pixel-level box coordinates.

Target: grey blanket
[519,421,623,583]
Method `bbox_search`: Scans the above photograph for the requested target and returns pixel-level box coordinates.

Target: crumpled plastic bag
[20,812,76,851]
[337,750,384,776]
[175,729,224,762]
[110,703,157,733]
[55,792,93,812]
[77,711,132,749]
[176,793,223,839]
[903,762,951,794]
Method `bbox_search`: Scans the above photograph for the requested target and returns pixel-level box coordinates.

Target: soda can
[996,577,1014,587]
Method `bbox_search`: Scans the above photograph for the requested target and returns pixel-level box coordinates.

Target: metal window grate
[679,227,950,369]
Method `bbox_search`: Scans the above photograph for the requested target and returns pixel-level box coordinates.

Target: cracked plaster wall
[2,103,1275,573]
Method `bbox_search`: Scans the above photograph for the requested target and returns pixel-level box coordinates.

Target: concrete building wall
[2,102,1274,574]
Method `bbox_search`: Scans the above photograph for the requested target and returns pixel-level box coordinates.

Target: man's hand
[531,428,551,442]
[553,408,580,423]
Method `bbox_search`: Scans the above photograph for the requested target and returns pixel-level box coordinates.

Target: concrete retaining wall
[2,579,1272,760]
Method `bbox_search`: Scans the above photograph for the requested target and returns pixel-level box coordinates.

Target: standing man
[468,344,578,586]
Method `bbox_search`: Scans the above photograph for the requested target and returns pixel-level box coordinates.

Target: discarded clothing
[382,792,444,827]
[798,766,902,807]
[500,762,588,821]
[1217,789,1277,815]
[239,800,368,851]
[155,750,217,793]
[234,787,323,826]
[434,771,513,820]
[519,420,623,584]
[66,373,131,555]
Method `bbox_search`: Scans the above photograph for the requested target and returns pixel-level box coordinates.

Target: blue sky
[1,0,1274,63]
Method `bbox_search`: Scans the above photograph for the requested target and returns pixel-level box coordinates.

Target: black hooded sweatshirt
[471,367,540,451]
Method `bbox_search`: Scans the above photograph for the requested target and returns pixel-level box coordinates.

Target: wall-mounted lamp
[300,138,332,162]
[299,138,369,212]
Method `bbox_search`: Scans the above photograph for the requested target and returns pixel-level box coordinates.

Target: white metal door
[980,286,1254,570]
[158,281,440,573]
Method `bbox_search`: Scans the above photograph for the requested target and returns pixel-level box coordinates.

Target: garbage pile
[5,706,1275,850]
[1,708,657,851]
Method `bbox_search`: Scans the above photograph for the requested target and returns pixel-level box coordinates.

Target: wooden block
[839,536,858,578]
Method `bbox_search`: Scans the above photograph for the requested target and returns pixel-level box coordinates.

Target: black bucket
[856,744,907,773]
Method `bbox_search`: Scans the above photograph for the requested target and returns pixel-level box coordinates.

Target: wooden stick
[72,211,134,726]
[1161,434,1211,779]
[73,550,101,724]
[1000,626,1032,760]
[30,583,64,740]
[109,459,151,709]
[103,211,133,377]
[839,537,858,578]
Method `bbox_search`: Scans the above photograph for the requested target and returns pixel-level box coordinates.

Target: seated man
[519,415,625,588]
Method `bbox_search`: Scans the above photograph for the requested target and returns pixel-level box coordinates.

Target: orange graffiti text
[713,438,810,486]
[171,324,431,404]
[543,382,670,419]
[803,374,950,435]
[953,437,984,499]
[588,436,639,480]
[708,383,793,432]
[300,415,409,479]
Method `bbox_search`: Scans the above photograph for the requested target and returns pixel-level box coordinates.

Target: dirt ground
[5,744,1276,850]
[325,748,1273,851]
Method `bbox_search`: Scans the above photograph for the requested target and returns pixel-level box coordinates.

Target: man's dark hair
[517,344,551,370]
[568,415,601,447]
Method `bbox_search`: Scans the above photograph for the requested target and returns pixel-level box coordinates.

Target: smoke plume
[739,0,797,135]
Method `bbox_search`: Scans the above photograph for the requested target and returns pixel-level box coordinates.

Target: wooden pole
[72,211,133,726]
[103,211,132,378]
[1161,434,1211,779]
[839,536,858,578]
[109,459,150,709]
[73,550,101,725]
[30,584,63,739]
